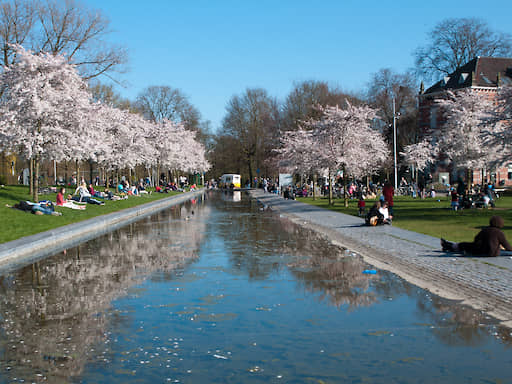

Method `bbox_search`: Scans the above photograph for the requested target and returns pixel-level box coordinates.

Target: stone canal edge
[0,189,205,270]
[248,189,512,328]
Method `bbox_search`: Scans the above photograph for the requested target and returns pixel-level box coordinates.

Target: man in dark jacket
[441,216,512,257]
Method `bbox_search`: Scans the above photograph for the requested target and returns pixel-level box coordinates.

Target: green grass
[296,194,512,242]
[0,185,184,244]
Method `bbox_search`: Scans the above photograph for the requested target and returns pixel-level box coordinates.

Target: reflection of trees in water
[221,197,512,345]
[280,220,377,310]
[273,213,512,345]
[0,198,208,382]
[217,202,378,309]
[414,292,512,347]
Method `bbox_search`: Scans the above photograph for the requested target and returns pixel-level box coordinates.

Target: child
[357,195,366,216]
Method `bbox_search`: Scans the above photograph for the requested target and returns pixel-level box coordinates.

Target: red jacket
[56,192,64,206]
[382,184,394,206]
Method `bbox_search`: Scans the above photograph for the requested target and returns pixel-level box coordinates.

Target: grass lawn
[0,185,184,244]
[296,193,512,243]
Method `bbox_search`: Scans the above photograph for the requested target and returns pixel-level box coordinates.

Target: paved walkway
[249,190,512,327]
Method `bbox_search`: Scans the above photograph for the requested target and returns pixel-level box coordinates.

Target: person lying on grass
[441,216,512,257]
[7,200,61,216]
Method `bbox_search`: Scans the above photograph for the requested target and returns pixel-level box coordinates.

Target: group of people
[364,182,394,226]
[9,178,152,216]
[450,181,498,211]
[117,180,150,196]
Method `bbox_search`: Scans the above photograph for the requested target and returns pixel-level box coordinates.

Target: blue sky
[83,0,512,130]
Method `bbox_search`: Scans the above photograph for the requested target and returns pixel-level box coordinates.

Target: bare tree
[135,85,201,131]
[0,0,127,79]
[366,68,418,147]
[220,88,279,184]
[415,18,512,82]
[89,81,133,111]
[281,80,360,132]
[0,0,36,66]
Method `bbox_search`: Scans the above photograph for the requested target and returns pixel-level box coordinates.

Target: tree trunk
[343,167,348,208]
[328,171,333,206]
[247,159,254,188]
[29,158,34,196]
[89,160,94,184]
[75,159,80,185]
[33,157,39,202]
[312,174,317,201]
[467,168,472,194]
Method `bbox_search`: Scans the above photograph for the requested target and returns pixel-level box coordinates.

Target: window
[430,107,438,129]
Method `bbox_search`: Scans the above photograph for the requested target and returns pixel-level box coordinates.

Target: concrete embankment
[249,189,512,327]
[0,189,204,271]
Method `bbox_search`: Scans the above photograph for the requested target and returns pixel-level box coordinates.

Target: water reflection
[0,192,510,383]
[0,197,208,382]
[210,192,512,347]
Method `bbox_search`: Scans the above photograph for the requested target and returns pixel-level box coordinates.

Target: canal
[0,191,511,383]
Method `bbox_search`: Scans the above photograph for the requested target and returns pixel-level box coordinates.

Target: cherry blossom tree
[487,85,512,168]
[0,45,94,201]
[307,102,389,206]
[434,89,494,171]
[275,127,324,199]
[402,89,496,187]
[400,139,437,173]
[145,119,209,186]
[400,139,438,182]
[93,104,149,182]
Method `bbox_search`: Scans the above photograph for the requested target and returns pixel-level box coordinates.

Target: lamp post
[392,97,398,190]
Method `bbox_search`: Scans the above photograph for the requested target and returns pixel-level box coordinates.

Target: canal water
[0,191,511,383]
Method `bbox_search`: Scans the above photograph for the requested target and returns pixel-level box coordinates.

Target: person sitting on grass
[117,181,128,194]
[56,187,86,210]
[365,201,384,226]
[88,183,106,199]
[137,182,149,194]
[441,215,512,257]
[72,183,104,205]
[378,201,392,224]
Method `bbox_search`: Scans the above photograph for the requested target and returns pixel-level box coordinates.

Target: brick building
[418,57,512,187]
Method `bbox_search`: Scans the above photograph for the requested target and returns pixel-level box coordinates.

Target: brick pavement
[249,189,512,327]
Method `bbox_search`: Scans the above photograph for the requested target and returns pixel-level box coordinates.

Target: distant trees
[217,88,279,185]
[135,86,201,131]
[366,68,418,146]
[414,18,512,82]
[0,0,127,79]
[281,80,360,132]
[89,81,133,111]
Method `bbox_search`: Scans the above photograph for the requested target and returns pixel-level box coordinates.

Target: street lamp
[392,97,398,190]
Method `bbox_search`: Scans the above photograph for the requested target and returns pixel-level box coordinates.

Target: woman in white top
[378,201,392,224]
